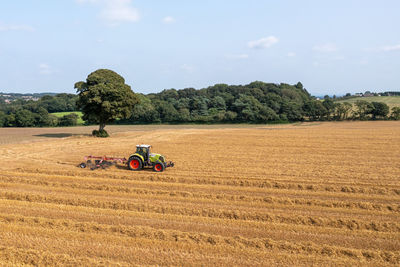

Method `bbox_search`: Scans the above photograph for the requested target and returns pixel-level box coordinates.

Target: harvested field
[0,121,399,266]
[0,124,260,145]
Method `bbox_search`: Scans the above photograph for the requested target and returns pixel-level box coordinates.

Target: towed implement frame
[79,155,127,170]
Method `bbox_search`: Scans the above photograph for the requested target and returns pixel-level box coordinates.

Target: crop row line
[0,214,399,264]
[0,176,398,214]
[3,170,400,198]
[0,191,398,233]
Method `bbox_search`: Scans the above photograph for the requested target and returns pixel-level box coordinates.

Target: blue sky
[0,0,399,95]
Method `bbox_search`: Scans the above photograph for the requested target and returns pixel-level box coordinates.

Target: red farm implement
[79,155,127,170]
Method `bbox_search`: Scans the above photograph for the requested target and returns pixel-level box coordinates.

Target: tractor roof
[136,144,151,148]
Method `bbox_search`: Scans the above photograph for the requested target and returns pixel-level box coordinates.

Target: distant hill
[0,92,57,97]
[0,92,57,103]
[335,96,400,109]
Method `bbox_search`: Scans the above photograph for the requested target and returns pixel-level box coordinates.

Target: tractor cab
[128,144,174,172]
[135,144,151,162]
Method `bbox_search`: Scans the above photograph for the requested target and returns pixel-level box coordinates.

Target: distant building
[20,96,39,101]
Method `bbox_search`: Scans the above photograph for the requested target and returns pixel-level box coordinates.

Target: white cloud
[101,0,139,24]
[381,44,400,52]
[77,0,140,25]
[39,63,54,75]
[163,16,175,24]
[226,54,249,59]
[0,23,35,32]
[313,43,337,53]
[287,52,296,57]
[248,36,278,49]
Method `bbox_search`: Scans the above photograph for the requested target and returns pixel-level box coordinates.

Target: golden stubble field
[0,122,399,266]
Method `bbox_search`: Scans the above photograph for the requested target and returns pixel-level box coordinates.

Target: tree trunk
[99,122,106,132]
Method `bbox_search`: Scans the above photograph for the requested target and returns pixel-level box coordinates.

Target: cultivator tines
[79,156,127,170]
[166,161,174,168]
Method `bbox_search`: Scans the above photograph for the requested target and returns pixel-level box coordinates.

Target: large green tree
[15,109,35,127]
[0,111,5,127]
[391,107,400,120]
[333,102,353,120]
[354,100,373,120]
[304,100,326,121]
[371,102,389,119]
[322,99,335,120]
[58,113,79,126]
[75,69,139,132]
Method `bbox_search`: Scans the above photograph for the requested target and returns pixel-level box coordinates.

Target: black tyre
[153,162,165,172]
[128,157,143,171]
[79,162,86,168]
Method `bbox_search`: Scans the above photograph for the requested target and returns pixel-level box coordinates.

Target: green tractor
[128,144,174,172]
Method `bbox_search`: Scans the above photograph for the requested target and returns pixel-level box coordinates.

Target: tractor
[127,144,174,172]
[79,144,174,172]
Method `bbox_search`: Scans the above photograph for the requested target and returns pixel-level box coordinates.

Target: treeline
[125,82,312,123]
[382,91,400,96]
[313,99,400,121]
[123,82,400,123]
[1,82,400,127]
[0,94,79,127]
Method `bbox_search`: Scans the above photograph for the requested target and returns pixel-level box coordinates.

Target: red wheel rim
[130,159,140,169]
[155,163,162,172]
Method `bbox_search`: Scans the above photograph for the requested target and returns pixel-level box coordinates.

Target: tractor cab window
[136,147,149,160]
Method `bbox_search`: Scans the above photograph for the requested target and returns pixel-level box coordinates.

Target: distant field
[0,122,399,265]
[51,111,85,125]
[0,124,265,145]
[336,96,400,109]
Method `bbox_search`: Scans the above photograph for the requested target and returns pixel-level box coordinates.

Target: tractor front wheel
[153,163,165,172]
[128,157,143,171]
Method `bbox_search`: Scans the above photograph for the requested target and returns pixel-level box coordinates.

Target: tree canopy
[128,81,313,124]
[370,102,389,119]
[75,69,139,132]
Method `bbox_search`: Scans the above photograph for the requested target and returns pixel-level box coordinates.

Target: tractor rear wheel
[128,157,143,171]
[153,162,165,172]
